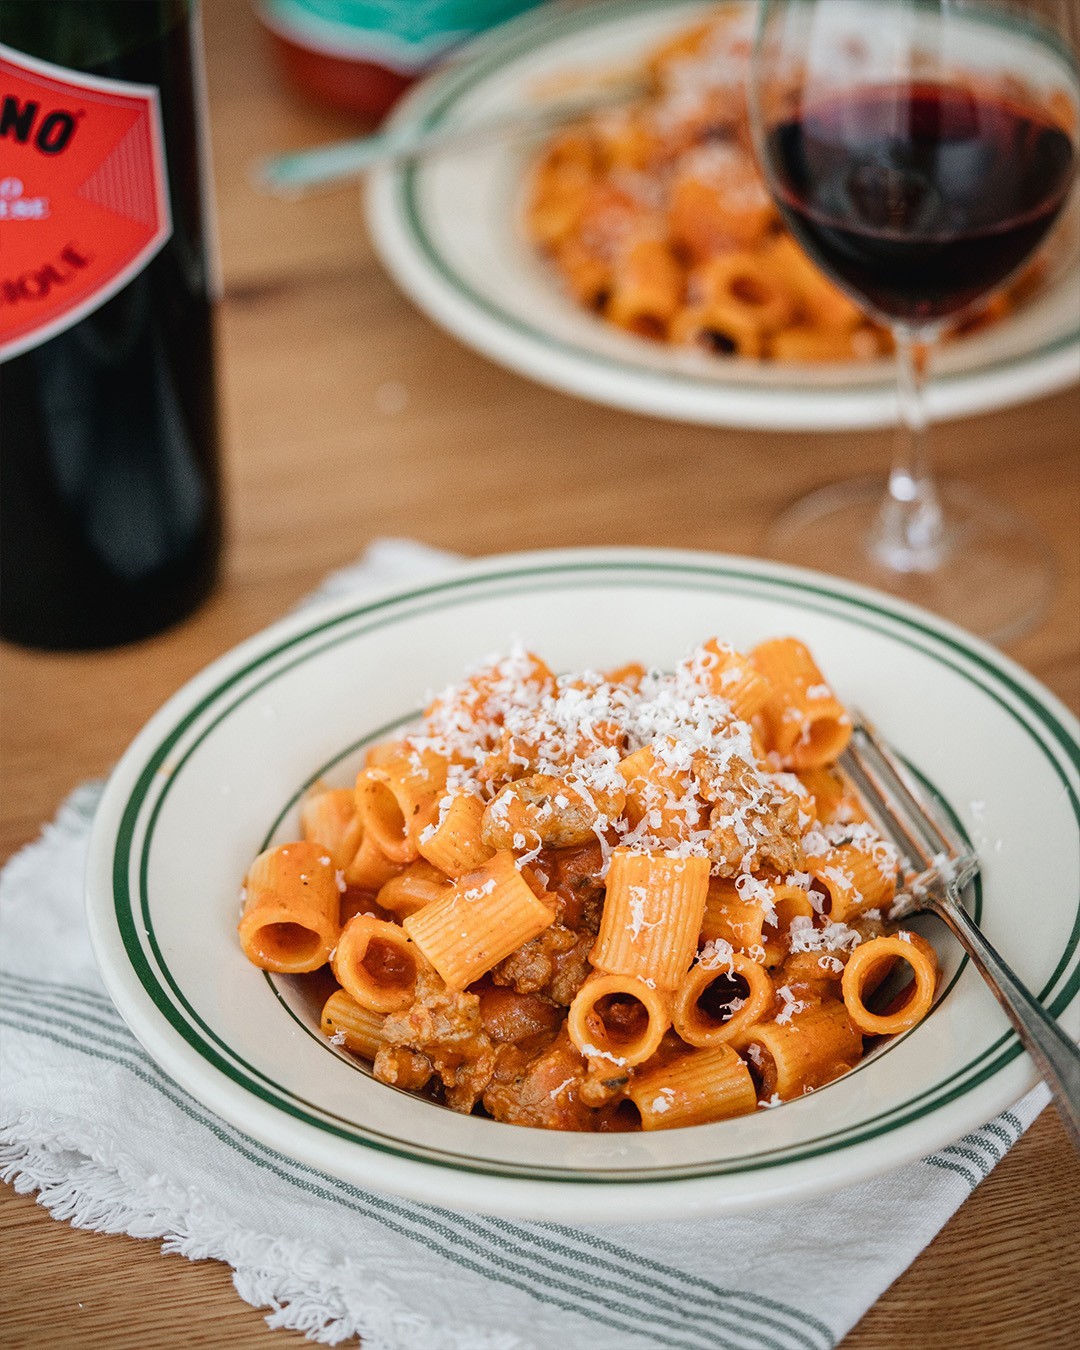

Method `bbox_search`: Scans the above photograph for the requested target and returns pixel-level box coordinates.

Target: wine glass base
[765,477,1054,645]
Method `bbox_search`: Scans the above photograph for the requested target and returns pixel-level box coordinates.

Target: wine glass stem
[869,327,949,574]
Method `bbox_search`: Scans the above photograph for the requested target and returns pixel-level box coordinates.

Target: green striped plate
[86,549,1079,1219]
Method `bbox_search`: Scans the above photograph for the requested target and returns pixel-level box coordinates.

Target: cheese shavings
[774,985,807,1025]
[650,1088,675,1114]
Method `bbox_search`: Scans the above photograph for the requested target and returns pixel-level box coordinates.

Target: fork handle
[255,83,641,196]
[929,888,1080,1152]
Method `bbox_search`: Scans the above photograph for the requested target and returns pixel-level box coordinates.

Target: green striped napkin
[0,540,1049,1350]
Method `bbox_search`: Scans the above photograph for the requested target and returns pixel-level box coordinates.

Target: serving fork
[839,719,1080,1152]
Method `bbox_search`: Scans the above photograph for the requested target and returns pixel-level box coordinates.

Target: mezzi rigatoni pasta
[237,636,939,1131]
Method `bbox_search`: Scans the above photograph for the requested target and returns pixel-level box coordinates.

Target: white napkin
[0,538,1050,1350]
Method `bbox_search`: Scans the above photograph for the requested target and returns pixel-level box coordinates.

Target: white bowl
[86,549,1080,1220]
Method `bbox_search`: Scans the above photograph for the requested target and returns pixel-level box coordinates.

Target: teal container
[256,0,543,117]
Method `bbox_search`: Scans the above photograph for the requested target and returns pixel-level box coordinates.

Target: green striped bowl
[85,549,1079,1219]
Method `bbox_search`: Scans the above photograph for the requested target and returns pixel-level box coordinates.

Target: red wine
[0,1,222,650]
[766,81,1076,323]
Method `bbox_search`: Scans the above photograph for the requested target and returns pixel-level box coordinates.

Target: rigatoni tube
[418,790,496,877]
[751,637,851,769]
[842,931,938,1035]
[354,744,449,863]
[628,1045,757,1129]
[694,639,773,722]
[805,846,896,922]
[672,952,774,1048]
[300,787,363,871]
[567,973,670,1068]
[736,998,862,1100]
[591,848,709,989]
[332,914,420,1014]
[238,842,339,973]
[403,850,554,990]
[320,989,385,1060]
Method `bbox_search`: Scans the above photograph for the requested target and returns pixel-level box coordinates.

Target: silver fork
[839,717,1080,1152]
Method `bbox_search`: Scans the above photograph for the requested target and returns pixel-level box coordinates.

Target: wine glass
[749,0,1078,642]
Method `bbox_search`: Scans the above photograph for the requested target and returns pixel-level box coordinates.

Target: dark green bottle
[0,1,222,649]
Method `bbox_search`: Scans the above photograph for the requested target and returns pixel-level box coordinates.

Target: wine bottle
[0,0,222,649]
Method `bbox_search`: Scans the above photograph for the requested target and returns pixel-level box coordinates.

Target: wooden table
[3,2,1079,1345]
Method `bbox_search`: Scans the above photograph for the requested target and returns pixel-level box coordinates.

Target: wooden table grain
[2,2,1079,1346]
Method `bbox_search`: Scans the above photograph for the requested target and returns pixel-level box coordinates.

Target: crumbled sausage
[379,966,497,1112]
[482,774,626,850]
[698,754,803,875]
[483,1028,594,1130]
[490,924,594,1006]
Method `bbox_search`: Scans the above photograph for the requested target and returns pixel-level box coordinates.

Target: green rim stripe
[110,560,1080,1183]
[389,1,1079,398]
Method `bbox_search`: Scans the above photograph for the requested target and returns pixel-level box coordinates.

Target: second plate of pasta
[365,0,1080,429]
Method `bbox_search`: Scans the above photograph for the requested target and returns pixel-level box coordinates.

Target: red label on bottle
[0,43,172,362]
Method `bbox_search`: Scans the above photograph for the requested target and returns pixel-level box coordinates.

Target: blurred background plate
[366,0,1080,430]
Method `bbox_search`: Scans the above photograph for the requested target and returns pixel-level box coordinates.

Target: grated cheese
[775,985,807,1025]
[697,938,735,970]
[650,1088,675,1114]
[580,1043,628,1067]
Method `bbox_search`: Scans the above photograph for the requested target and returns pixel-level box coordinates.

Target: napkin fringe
[0,1116,522,1350]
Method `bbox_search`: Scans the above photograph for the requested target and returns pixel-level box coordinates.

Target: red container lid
[261,24,414,119]
[255,0,540,120]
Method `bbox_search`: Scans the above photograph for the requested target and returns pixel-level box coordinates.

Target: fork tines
[839,716,979,894]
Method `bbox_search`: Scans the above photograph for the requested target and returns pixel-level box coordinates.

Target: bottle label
[0,44,173,362]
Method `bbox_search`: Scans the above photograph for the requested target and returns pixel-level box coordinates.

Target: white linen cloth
[0,538,1050,1350]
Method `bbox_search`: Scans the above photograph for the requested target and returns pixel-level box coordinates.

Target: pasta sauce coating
[238,637,939,1130]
